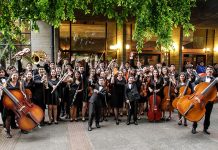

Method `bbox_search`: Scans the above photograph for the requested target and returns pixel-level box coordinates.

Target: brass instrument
[12,48,30,59]
[31,50,47,65]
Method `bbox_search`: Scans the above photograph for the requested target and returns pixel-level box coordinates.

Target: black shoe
[96,123,101,128]
[103,118,108,121]
[54,121,58,125]
[134,121,138,125]
[11,125,19,129]
[126,121,130,125]
[88,126,92,131]
[192,128,197,134]
[116,120,119,125]
[203,129,210,135]
[184,122,188,126]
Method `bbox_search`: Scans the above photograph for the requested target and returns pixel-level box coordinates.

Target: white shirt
[99,86,103,91]
[205,76,211,83]
[128,84,132,89]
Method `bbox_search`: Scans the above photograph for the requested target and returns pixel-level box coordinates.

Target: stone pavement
[1,104,218,150]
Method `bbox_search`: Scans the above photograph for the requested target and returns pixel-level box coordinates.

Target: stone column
[31,21,52,60]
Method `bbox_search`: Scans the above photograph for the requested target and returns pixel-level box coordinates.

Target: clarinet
[70,84,80,107]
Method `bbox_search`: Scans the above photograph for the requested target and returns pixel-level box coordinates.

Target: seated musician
[192,65,218,134]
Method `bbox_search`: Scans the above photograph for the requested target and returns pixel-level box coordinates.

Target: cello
[1,83,44,131]
[147,80,162,121]
[172,80,191,109]
[177,78,218,122]
[161,80,174,111]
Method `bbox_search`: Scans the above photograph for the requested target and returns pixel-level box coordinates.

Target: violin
[1,83,44,131]
[177,78,218,122]
[140,82,148,97]
[147,80,162,121]
[172,80,191,109]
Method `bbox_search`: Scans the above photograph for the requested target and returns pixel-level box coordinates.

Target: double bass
[172,80,191,109]
[177,78,217,122]
[1,83,44,131]
[147,80,162,121]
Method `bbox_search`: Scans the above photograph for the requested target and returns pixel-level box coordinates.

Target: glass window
[71,23,106,51]
[59,21,70,51]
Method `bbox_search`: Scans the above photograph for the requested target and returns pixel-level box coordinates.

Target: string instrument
[21,78,32,102]
[177,78,218,122]
[1,83,44,131]
[140,81,148,97]
[172,80,191,109]
[147,80,162,121]
[161,80,174,111]
[199,73,206,77]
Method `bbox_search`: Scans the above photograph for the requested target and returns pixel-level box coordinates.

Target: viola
[147,81,162,121]
[1,83,44,131]
[177,78,218,122]
[172,80,191,109]
[161,81,174,111]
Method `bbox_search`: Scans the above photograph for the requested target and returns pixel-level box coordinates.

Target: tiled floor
[1,104,218,150]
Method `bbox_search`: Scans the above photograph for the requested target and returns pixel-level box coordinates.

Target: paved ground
[1,104,218,150]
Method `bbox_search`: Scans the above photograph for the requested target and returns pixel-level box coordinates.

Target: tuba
[31,50,47,64]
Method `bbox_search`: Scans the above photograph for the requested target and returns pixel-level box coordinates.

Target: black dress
[68,81,83,107]
[47,79,61,105]
[111,78,126,108]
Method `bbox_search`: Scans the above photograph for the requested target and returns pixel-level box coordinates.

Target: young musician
[88,77,107,131]
[2,72,27,138]
[47,69,61,124]
[111,71,126,125]
[148,69,164,119]
[0,67,7,127]
[32,66,47,126]
[69,71,83,122]
[192,66,218,134]
[174,72,188,126]
[125,76,140,125]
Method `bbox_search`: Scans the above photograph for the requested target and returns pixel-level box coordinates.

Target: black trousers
[193,102,214,130]
[88,101,101,127]
[127,101,138,122]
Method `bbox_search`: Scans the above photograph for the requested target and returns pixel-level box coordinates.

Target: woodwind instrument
[51,72,69,93]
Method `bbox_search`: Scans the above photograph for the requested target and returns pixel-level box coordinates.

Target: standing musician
[161,67,175,120]
[69,71,83,122]
[32,66,47,126]
[111,71,126,125]
[79,59,89,122]
[0,67,8,128]
[47,69,61,125]
[174,72,189,126]
[148,69,164,118]
[88,77,107,131]
[1,72,28,138]
[192,65,218,134]
[125,76,140,125]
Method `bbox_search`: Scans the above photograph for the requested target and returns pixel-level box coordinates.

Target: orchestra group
[0,51,218,138]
